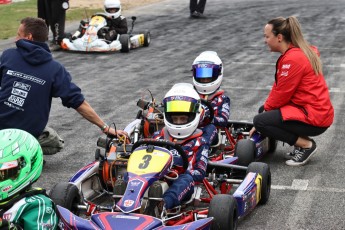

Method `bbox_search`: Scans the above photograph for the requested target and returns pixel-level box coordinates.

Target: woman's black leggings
[253,109,328,146]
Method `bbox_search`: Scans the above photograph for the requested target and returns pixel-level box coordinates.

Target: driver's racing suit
[0,188,58,229]
[152,127,215,209]
[199,89,230,145]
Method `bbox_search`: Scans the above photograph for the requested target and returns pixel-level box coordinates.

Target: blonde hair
[268,16,322,75]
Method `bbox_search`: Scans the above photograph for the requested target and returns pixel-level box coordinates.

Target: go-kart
[134,92,278,167]
[48,93,165,219]
[200,99,278,166]
[54,139,271,230]
[61,14,150,52]
[209,120,277,166]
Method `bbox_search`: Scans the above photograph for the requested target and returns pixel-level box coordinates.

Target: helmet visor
[0,160,19,182]
[106,8,119,13]
[192,64,221,83]
[163,96,200,113]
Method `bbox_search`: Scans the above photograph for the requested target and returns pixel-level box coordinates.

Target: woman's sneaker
[286,139,317,166]
[285,146,301,160]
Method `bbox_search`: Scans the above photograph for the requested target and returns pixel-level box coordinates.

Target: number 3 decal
[138,155,152,169]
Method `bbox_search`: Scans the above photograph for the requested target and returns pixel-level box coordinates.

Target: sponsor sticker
[8,95,25,106]
[281,71,288,77]
[11,88,28,98]
[124,199,134,207]
[2,185,13,192]
[115,215,140,220]
[282,64,291,69]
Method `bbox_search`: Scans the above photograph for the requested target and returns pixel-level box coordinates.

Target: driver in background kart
[149,83,217,212]
[0,129,58,229]
[71,0,128,41]
[192,51,231,145]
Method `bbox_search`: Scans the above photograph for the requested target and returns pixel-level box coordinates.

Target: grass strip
[0,0,101,40]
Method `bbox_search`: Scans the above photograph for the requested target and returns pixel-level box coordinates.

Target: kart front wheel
[49,182,81,215]
[234,139,255,166]
[208,194,238,230]
[246,162,271,204]
[119,34,131,52]
[143,30,151,47]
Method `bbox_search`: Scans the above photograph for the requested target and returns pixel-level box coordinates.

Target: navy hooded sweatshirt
[0,39,85,138]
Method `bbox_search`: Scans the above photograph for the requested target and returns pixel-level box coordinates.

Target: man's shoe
[190,11,201,18]
[284,146,301,160]
[286,139,317,166]
[49,40,61,51]
[49,44,61,51]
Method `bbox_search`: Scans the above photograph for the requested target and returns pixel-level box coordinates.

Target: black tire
[119,34,131,52]
[95,148,101,160]
[143,30,151,47]
[49,182,81,214]
[234,139,256,166]
[268,137,277,153]
[208,194,238,230]
[246,162,271,205]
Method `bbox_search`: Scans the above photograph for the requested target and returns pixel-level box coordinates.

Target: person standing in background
[190,0,207,18]
[0,17,127,156]
[37,0,69,50]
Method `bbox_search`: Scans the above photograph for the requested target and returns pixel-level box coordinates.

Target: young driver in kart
[192,51,231,145]
[148,83,217,213]
[72,0,128,42]
[0,129,58,229]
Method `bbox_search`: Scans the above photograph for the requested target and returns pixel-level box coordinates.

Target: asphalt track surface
[1,0,345,229]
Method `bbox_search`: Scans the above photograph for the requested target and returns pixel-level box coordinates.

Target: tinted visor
[192,64,221,83]
[0,160,19,182]
[163,96,200,113]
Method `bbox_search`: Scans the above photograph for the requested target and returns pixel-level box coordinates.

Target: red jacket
[264,47,334,127]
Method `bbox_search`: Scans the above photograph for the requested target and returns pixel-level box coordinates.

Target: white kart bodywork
[61,15,122,52]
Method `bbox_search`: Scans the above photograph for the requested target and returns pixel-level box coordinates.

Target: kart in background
[209,120,278,166]
[55,139,271,230]
[61,14,150,52]
[200,99,278,166]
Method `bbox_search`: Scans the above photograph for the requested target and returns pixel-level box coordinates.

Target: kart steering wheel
[92,12,108,18]
[200,99,214,123]
[131,139,189,170]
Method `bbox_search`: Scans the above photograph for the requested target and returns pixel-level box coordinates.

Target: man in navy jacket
[0,17,125,141]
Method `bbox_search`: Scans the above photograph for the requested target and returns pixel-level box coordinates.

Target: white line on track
[272,179,345,193]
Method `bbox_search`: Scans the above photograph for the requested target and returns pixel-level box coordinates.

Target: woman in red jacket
[251,16,334,166]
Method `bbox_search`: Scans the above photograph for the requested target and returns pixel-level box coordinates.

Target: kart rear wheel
[119,34,131,52]
[49,182,81,215]
[208,194,238,230]
[246,162,271,204]
[234,139,256,166]
[143,30,151,47]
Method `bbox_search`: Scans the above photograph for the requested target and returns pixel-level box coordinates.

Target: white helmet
[104,0,121,19]
[163,83,201,139]
[192,51,223,95]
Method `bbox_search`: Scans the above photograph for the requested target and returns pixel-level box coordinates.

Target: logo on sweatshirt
[282,64,291,69]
